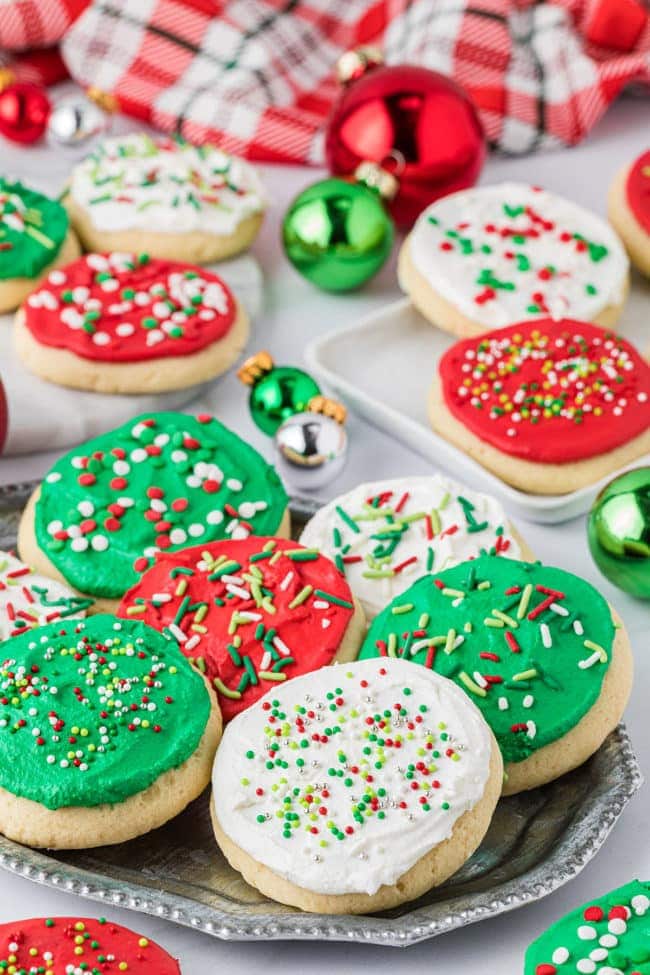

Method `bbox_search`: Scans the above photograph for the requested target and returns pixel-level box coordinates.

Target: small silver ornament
[47,93,111,150]
[274,396,348,492]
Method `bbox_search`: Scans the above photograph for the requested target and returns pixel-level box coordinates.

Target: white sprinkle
[578,925,597,940]
[280,571,294,591]
[184,634,200,651]
[188,524,205,537]
[238,611,262,622]
[70,537,89,552]
[599,934,617,948]
[273,637,292,658]
[498,697,509,711]
[472,670,488,689]
[226,478,243,491]
[632,893,650,915]
[131,448,148,463]
[260,651,272,671]
[48,269,66,285]
[168,623,186,643]
[551,947,569,965]
[523,694,534,709]
[322,619,331,629]
[313,600,329,610]
[576,961,595,974]
[608,918,626,935]
[573,619,584,636]
[152,593,172,604]
[46,472,62,483]
[540,622,552,648]
[226,583,251,600]
[91,535,109,552]
[92,331,111,346]
[549,602,568,616]
[169,528,187,546]
[206,510,224,525]
[526,720,536,739]
[578,651,601,670]
[588,948,607,962]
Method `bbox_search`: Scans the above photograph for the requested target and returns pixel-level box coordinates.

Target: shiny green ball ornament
[587,467,650,599]
[282,162,397,292]
[237,350,321,436]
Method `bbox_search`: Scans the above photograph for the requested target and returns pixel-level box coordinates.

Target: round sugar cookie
[67,133,266,262]
[0,550,92,639]
[0,178,80,314]
[359,555,633,795]
[430,319,650,494]
[0,614,221,849]
[17,411,290,612]
[299,475,534,620]
[525,879,650,975]
[609,149,650,277]
[0,916,181,974]
[14,251,249,394]
[399,182,629,336]
[211,656,502,914]
[118,537,366,722]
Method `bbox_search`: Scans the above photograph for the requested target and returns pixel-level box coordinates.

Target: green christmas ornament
[238,350,321,435]
[282,161,397,292]
[587,466,650,599]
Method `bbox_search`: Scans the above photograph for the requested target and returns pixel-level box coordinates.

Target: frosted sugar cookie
[67,133,266,262]
[0,550,92,639]
[525,879,650,975]
[359,555,633,794]
[0,615,221,848]
[0,178,80,314]
[17,412,290,613]
[609,149,650,277]
[211,656,502,913]
[299,475,533,619]
[430,319,650,494]
[14,251,249,393]
[118,537,366,722]
[0,917,182,974]
[399,183,629,336]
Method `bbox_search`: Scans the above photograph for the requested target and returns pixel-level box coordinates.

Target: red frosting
[23,251,236,363]
[118,537,357,722]
[439,318,650,463]
[626,149,650,236]
[0,916,180,973]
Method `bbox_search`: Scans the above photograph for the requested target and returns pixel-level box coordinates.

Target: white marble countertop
[0,91,648,973]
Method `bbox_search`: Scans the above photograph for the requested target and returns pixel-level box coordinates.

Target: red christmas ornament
[325,48,486,229]
[0,82,51,145]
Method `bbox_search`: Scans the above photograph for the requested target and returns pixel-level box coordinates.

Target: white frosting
[407,182,628,328]
[0,551,89,640]
[71,132,266,236]
[299,475,522,620]
[212,657,493,896]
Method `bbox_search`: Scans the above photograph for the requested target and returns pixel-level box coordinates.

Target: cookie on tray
[67,133,266,263]
[429,319,650,494]
[0,178,80,314]
[299,475,534,620]
[0,916,182,973]
[398,182,629,336]
[211,656,502,914]
[0,615,221,849]
[0,550,92,638]
[118,537,366,722]
[609,148,650,277]
[14,252,249,394]
[359,555,633,795]
[17,412,290,613]
[525,879,650,975]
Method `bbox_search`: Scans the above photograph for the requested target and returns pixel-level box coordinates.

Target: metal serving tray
[0,480,642,947]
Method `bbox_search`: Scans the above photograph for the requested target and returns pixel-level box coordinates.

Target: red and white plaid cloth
[2,0,650,161]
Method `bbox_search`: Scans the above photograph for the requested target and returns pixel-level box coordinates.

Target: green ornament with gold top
[238,350,321,436]
[587,467,650,599]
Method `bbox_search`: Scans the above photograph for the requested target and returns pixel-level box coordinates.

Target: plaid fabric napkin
[0,0,88,84]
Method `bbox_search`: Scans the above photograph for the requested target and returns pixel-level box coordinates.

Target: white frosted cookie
[299,475,532,619]
[211,656,502,913]
[0,550,91,639]
[399,182,629,336]
[67,133,266,263]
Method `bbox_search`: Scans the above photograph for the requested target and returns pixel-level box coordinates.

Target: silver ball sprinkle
[47,95,111,151]
[274,410,348,492]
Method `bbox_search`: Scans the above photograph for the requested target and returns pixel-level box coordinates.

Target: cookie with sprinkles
[17,411,290,614]
[299,475,534,620]
[211,656,502,913]
[609,149,650,277]
[14,251,249,394]
[0,614,221,849]
[0,178,80,314]
[525,879,650,975]
[430,319,650,494]
[67,132,266,263]
[0,550,92,640]
[359,555,633,795]
[399,182,628,336]
[118,537,366,722]
[0,916,181,974]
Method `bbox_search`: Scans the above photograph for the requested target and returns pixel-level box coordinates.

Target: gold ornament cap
[0,69,15,93]
[354,161,399,201]
[237,350,275,386]
[307,395,347,424]
[336,46,383,85]
[86,86,119,113]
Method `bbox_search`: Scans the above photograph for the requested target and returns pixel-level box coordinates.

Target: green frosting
[34,412,289,599]
[0,178,68,279]
[0,615,210,809]
[360,555,615,764]
[525,879,650,974]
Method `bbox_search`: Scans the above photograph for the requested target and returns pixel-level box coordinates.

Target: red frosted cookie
[0,916,180,973]
[430,318,650,494]
[118,537,366,721]
[14,251,249,393]
[609,148,650,277]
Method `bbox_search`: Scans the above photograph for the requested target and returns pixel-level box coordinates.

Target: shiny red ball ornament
[0,82,51,144]
[325,48,486,229]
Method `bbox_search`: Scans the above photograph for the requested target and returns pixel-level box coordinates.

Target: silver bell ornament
[274,396,348,492]
[47,87,115,151]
